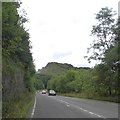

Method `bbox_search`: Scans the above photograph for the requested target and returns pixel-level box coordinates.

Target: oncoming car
[48,90,56,96]
[41,90,47,94]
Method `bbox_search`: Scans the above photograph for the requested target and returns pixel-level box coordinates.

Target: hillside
[36,62,91,90]
[35,62,74,89]
[2,2,35,117]
[39,62,74,75]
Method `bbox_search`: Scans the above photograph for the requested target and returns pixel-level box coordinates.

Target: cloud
[52,51,72,59]
[72,17,81,24]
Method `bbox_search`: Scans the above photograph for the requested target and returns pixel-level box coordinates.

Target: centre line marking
[57,99,106,119]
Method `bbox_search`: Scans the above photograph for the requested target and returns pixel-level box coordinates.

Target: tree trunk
[108,86,112,96]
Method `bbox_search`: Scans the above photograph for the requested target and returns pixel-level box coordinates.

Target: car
[48,90,56,96]
[41,90,46,94]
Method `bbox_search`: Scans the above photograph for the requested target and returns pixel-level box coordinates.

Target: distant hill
[39,62,74,75]
[39,62,91,75]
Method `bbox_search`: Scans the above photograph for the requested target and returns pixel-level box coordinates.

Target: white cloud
[52,51,72,59]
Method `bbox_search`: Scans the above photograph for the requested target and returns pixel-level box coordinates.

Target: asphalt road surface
[31,92,118,118]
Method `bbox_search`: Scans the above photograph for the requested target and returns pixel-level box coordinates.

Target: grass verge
[57,92,119,103]
[3,92,35,118]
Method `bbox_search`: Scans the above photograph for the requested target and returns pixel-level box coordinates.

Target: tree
[85,7,119,97]
[85,7,116,63]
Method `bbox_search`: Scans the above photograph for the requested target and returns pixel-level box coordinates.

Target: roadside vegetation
[2,2,35,118]
[2,2,119,118]
[36,7,119,103]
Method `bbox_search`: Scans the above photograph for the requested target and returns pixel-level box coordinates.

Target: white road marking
[67,104,70,107]
[83,109,88,112]
[70,103,106,118]
[45,96,106,118]
[60,100,69,104]
[55,97,106,119]
[31,93,37,118]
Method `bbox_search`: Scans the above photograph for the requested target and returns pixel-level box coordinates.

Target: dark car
[48,90,56,96]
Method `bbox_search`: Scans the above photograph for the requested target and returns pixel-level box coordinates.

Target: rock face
[2,58,26,101]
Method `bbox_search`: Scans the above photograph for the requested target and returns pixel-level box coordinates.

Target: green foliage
[2,2,36,118]
[40,63,93,94]
[35,74,51,90]
[24,65,35,92]
[3,92,35,118]
[35,79,44,90]
[85,7,116,62]
[85,7,119,98]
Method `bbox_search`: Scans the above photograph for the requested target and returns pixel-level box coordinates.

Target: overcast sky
[20,0,119,70]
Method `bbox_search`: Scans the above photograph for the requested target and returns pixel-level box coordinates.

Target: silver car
[48,90,56,96]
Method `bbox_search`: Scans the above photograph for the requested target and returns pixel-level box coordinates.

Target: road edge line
[31,92,36,118]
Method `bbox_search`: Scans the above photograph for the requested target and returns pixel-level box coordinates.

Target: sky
[20,0,119,70]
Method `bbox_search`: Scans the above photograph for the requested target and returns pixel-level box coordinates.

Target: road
[31,92,118,118]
